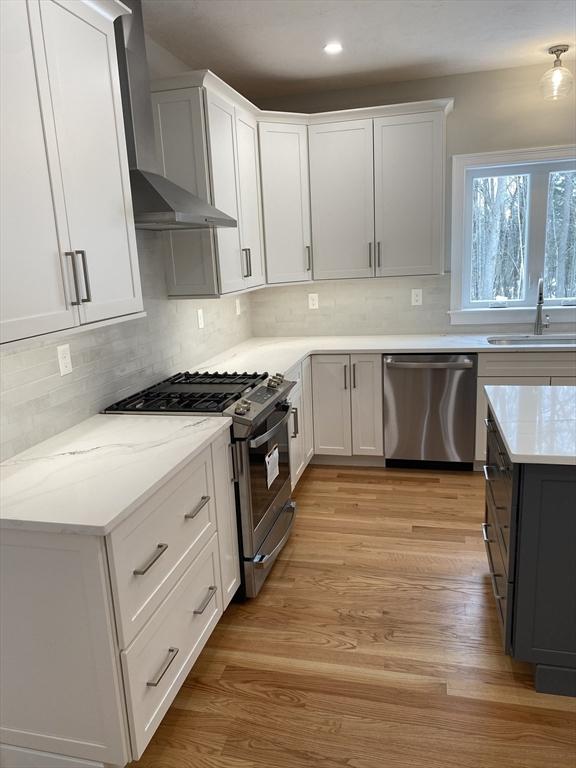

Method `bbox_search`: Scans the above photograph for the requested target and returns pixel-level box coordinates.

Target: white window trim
[450,145,576,326]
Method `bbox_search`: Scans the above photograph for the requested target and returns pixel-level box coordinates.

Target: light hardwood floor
[133,466,576,768]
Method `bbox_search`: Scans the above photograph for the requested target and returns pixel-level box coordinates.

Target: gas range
[104,370,295,435]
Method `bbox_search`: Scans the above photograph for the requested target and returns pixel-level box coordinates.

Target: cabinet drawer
[121,534,223,759]
[478,352,576,378]
[483,502,508,623]
[107,446,216,647]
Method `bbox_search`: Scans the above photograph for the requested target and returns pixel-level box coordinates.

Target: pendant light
[540,45,573,101]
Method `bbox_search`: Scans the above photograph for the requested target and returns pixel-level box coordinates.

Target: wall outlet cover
[197,308,204,329]
[308,293,319,310]
[57,344,73,376]
[411,288,423,306]
[235,298,241,316]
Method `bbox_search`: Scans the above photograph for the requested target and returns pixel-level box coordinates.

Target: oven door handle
[253,502,296,568]
[247,408,292,449]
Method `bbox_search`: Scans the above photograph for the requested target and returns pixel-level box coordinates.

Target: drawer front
[108,447,216,647]
[121,534,223,759]
[483,501,508,625]
[478,352,576,378]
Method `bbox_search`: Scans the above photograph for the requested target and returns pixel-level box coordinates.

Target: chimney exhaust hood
[114,0,236,231]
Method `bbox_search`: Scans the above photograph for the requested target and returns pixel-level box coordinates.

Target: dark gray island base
[483,410,576,697]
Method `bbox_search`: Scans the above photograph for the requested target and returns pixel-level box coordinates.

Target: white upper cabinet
[0,0,76,343]
[309,119,375,280]
[1,0,143,344]
[235,108,265,289]
[374,112,443,277]
[259,122,312,284]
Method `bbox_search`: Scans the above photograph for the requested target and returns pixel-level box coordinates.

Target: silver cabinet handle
[343,364,348,390]
[490,572,505,601]
[184,495,210,520]
[291,406,299,438]
[193,585,217,614]
[352,363,357,389]
[133,543,168,575]
[305,245,312,271]
[247,247,252,277]
[483,418,494,432]
[377,241,382,269]
[368,242,373,268]
[385,359,474,370]
[66,251,81,306]
[241,248,250,278]
[481,522,491,543]
[75,250,91,303]
[146,647,179,687]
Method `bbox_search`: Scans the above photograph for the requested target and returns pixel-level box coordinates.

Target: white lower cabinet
[302,356,314,465]
[0,430,238,767]
[287,361,314,488]
[312,354,383,457]
[288,381,306,487]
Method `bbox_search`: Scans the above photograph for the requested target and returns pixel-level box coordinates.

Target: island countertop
[484,385,576,465]
[0,414,232,534]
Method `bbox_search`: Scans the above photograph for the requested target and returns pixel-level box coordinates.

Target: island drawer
[483,501,509,631]
[107,446,217,648]
[121,534,223,759]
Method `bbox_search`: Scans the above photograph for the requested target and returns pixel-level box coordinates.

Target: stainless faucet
[533,277,550,335]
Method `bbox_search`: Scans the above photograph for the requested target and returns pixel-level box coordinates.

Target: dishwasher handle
[384,358,474,370]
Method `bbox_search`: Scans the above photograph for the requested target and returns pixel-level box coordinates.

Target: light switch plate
[308,293,319,310]
[57,344,73,376]
[411,289,423,306]
[197,308,204,329]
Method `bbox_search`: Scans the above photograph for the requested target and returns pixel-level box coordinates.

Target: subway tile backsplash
[0,232,251,460]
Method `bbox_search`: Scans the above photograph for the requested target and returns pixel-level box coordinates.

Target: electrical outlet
[308,293,319,310]
[57,344,73,376]
[235,298,241,316]
[411,288,423,306]
[197,308,204,329]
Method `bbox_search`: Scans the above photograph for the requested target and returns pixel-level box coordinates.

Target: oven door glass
[246,405,290,532]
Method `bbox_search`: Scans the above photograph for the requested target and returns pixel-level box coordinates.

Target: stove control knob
[274,373,284,383]
[234,399,251,415]
[267,378,279,389]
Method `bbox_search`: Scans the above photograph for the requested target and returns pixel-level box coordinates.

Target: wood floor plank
[131,465,575,767]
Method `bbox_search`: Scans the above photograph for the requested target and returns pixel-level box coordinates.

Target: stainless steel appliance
[383,354,477,465]
[104,370,296,598]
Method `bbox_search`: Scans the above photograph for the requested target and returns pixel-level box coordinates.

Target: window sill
[449,306,576,326]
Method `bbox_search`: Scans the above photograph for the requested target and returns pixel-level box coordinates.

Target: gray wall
[0,233,251,460]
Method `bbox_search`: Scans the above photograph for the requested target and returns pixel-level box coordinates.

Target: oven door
[236,403,292,557]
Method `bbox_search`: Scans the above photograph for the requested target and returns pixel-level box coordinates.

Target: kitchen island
[483,385,576,696]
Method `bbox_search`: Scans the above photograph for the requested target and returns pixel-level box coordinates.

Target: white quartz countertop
[196,334,575,377]
[484,385,576,465]
[0,414,231,534]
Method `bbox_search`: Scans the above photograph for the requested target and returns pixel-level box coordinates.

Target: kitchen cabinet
[151,80,265,296]
[1,0,142,344]
[286,360,314,487]
[309,120,375,280]
[302,356,314,464]
[235,108,265,289]
[0,427,239,766]
[312,354,383,457]
[288,381,306,487]
[374,112,443,277]
[259,122,312,283]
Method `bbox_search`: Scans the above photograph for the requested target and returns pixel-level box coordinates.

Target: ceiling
[142,0,576,101]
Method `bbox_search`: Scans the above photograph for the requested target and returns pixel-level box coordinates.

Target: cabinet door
[259,122,312,283]
[288,383,306,488]
[205,91,244,293]
[35,0,142,323]
[374,112,443,277]
[235,108,265,289]
[309,120,375,280]
[351,354,384,456]
[152,87,219,296]
[211,432,240,608]
[302,356,314,464]
[475,376,550,461]
[312,355,352,456]
[0,0,78,343]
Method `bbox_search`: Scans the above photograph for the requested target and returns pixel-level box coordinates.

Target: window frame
[450,145,576,326]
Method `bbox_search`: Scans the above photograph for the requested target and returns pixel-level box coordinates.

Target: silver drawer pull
[483,418,493,431]
[291,406,299,438]
[193,585,217,615]
[133,543,168,576]
[481,522,492,543]
[490,572,506,601]
[146,647,179,687]
[184,495,210,520]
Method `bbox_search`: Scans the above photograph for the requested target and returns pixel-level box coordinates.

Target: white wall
[145,34,189,79]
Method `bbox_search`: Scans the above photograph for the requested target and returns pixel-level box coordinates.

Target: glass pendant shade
[540,60,573,100]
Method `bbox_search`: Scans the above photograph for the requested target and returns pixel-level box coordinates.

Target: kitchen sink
[487,334,576,346]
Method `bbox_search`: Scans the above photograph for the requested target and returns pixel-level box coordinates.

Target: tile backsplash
[0,232,251,460]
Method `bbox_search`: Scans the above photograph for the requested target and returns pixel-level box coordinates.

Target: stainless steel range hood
[114,0,236,231]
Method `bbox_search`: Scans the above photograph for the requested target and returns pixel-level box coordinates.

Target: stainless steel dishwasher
[383,354,477,466]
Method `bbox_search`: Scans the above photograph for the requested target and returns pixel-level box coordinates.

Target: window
[451,147,576,324]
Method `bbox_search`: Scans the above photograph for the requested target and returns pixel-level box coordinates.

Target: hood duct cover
[114,0,236,231]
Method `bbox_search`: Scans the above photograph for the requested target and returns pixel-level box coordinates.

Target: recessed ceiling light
[324,41,343,55]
